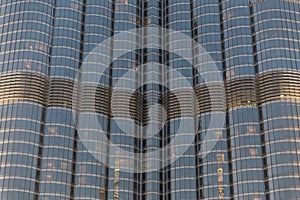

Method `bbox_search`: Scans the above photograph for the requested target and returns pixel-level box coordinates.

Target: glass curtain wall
[0,0,300,200]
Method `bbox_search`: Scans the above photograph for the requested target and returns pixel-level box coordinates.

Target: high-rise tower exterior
[0,0,300,199]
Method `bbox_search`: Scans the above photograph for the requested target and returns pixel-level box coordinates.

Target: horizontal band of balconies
[111,90,144,123]
[0,72,48,106]
[48,78,76,109]
[80,84,111,116]
[105,88,197,122]
[226,78,257,109]
[162,89,195,120]
[79,86,148,125]
[194,83,226,114]
[256,70,300,104]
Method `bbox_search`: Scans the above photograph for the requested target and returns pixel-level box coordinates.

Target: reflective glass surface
[0,0,300,199]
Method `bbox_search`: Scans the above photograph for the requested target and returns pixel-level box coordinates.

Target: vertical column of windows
[108,0,141,199]
[39,1,84,199]
[0,0,52,74]
[165,1,198,199]
[74,0,114,199]
[193,0,228,199]
[228,108,264,200]
[220,1,265,199]
[251,0,300,199]
[0,1,54,199]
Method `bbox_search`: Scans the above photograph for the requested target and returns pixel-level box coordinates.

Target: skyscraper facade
[0,0,300,199]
